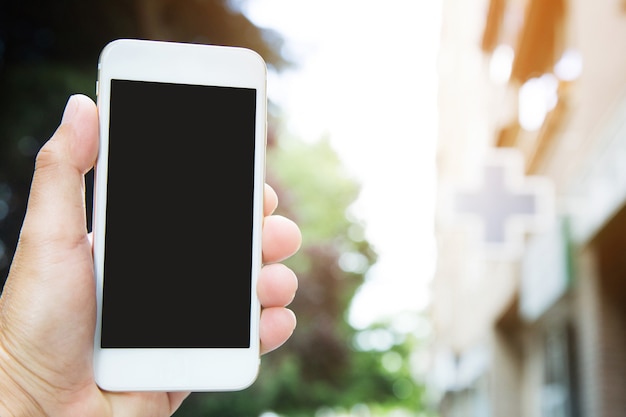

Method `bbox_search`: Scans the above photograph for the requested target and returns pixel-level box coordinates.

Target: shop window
[541,324,580,417]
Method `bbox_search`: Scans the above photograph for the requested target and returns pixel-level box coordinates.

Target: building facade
[430,0,626,416]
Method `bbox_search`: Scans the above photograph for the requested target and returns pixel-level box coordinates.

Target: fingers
[259,185,300,354]
[258,263,298,307]
[263,182,301,263]
[260,308,296,355]
[257,263,298,355]
[262,215,301,264]
[19,94,98,244]
[264,183,278,216]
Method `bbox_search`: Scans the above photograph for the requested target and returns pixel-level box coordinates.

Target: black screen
[101,79,257,348]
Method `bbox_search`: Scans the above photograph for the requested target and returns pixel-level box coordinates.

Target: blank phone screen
[100,79,257,348]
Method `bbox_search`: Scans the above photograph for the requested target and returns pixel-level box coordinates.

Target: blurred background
[1,0,626,416]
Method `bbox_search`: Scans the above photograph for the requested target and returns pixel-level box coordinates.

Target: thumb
[19,94,99,245]
[0,95,100,401]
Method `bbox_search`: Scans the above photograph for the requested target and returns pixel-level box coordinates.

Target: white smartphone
[92,39,266,392]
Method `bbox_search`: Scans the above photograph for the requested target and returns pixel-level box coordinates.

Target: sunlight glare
[245,0,442,328]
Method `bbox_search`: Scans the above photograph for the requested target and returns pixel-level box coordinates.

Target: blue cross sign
[450,149,554,258]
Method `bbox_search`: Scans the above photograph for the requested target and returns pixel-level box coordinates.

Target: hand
[0,94,301,417]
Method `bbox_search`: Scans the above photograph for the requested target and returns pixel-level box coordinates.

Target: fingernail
[61,95,79,125]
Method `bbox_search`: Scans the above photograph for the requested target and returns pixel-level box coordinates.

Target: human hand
[0,94,301,417]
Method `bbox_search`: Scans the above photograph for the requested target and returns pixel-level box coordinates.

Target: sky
[243,0,443,329]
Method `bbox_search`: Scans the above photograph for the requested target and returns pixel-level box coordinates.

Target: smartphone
[92,39,266,392]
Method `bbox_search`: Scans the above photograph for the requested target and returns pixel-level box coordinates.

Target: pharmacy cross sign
[450,149,554,259]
